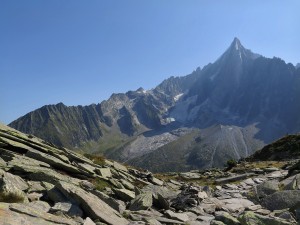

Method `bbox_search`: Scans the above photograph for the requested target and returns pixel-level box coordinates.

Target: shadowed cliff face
[9,38,300,172]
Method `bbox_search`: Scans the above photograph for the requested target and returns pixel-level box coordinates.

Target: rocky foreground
[0,123,300,225]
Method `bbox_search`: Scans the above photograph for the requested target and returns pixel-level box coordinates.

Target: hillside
[247,134,300,161]
[1,123,300,224]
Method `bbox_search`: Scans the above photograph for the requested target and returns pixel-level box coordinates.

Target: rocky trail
[0,123,299,225]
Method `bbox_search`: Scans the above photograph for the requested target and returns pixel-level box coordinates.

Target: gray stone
[164,210,189,222]
[27,192,43,201]
[80,180,95,191]
[210,221,226,225]
[0,157,7,168]
[267,171,285,179]
[155,217,184,224]
[180,172,201,179]
[255,209,271,215]
[92,190,126,213]
[238,211,291,225]
[84,217,96,225]
[188,221,210,225]
[113,188,135,202]
[47,186,70,203]
[109,178,124,189]
[27,181,46,193]
[120,179,135,190]
[143,218,162,225]
[198,191,208,200]
[156,192,170,209]
[149,177,164,186]
[243,178,255,186]
[197,215,215,222]
[56,181,128,225]
[95,168,112,178]
[262,190,300,210]
[7,153,51,169]
[0,170,28,203]
[215,174,253,184]
[25,148,83,175]
[50,202,83,217]
[113,161,128,172]
[282,174,300,190]
[220,198,254,213]
[27,201,51,212]
[246,205,262,211]
[129,192,153,211]
[0,169,28,191]
[256,180,279,198]
[8,202,77,225]
[13,164,80,185]
[253,178,265,184]
[214,211,240,225]
[201,203,216,214]
[77,163,96,174]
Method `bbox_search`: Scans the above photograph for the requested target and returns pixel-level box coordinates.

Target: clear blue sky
[1,0,299,124]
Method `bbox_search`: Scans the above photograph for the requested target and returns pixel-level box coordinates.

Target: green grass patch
[91,178,112,191]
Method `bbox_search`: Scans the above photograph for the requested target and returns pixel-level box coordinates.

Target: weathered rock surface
[57,181,128,225]
[238,211,291,225]
[255,180,279,198]
[0,123,299,225]
[129,192,153,211]
[262,190,300,210]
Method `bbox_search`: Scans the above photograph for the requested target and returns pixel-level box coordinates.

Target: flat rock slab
[220,198,254,213]
[114,188,135,202]
[96,168,112,178]
[164,210,189,222]
[57,181,128,225]
[25,148,81,175]
[5,203,77,225]
[77,163,96,174]
[215,173,254,185]
[113,161,128,172]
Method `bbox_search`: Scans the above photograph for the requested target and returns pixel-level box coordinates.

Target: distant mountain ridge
[9,38,300,172]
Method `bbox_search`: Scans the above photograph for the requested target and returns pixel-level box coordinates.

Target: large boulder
[214,211,240,225]
[56,181,128,225]
[0,170,28,203]
[262,190,300,210]
[255,180,279,198]
[113,188,135,202]
[129,192,153,211]
[5,202,77,225]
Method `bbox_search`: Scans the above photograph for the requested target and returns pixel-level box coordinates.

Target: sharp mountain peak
[231,37,243,50]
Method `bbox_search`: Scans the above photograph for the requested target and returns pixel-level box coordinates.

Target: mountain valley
[9,38,300,172]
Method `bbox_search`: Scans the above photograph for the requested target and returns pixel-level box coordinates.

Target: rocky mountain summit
[9,38,300,171]
[1,123,300,224]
